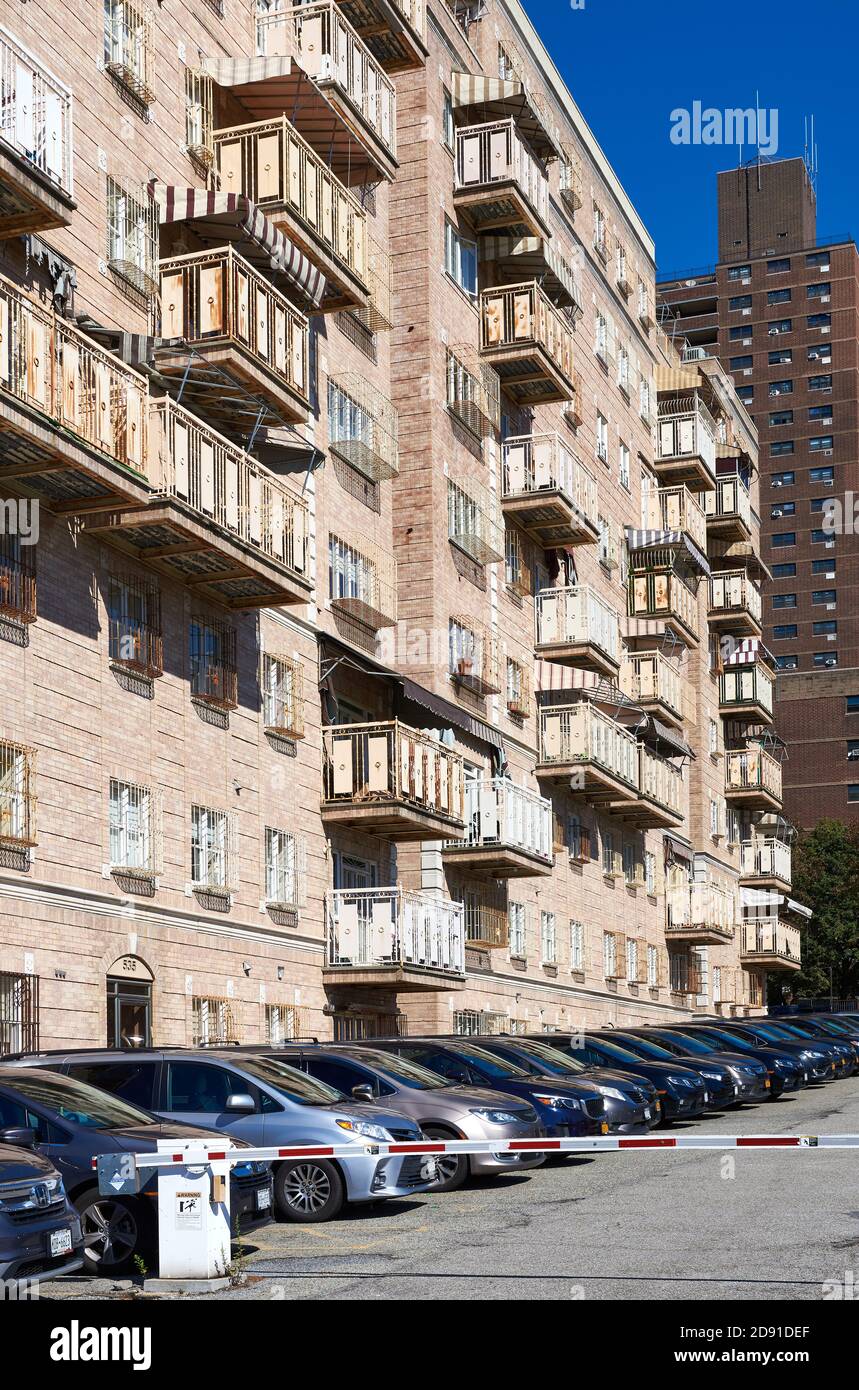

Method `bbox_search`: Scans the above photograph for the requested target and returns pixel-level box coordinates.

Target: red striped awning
[153,183,326,311]
[723,637,777,668]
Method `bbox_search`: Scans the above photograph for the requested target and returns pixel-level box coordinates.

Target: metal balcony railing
[535,585,620,665]
[620,651,683,721]
[559,145,582,211]
[666,881,737,939]
[0,272,148,474]
[454,119,548,222]
[709,571,762,623]
[539,703,639,789]
[657,394,717,477]
[450,617,501,695]
[639,745,683,816]
[480,281,574,384]
[323,720,465,824]
[159,246,310,408]
[720,663,774,716]
[0,537,36,624]
[740,838,792,884]
[328,374,398,482]
[326,888,465,976]
[705,473,752,529]
[256,1,396,163]
[329,531,396,629]
[149,397,309,577]
[448,476,504,565]
[646,485,707,553]
[0,739,36,847]
[0,26,74,197]
[502,433,597,526]
[459,778,552,864]
[629,568,699,640]
[726,747,782,801]
[741,919,802,965]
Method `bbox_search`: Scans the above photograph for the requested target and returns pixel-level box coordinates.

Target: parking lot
[39,1077,859,1302]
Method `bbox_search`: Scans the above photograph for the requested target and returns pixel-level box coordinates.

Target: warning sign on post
[175,1190,204,1230]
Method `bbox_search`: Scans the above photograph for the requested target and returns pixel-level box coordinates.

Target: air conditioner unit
[742,308,751,316]
[824,658,837,667]
[772,479,783,487]
[824,449,833,456]
[847,749,859,761]
[772,508,783,517]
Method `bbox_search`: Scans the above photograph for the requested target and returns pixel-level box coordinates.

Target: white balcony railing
[460,778,552,864]
[455,119,547,222]
[535,585,620,665]
[705,474,752,530]
[639,745,683,816]
[0,25,74,197]
[741,918,802,965]
[646,485,707,553]
[709,571,762,623]
[721,663,774,716]
[726,747,782,802]
[323,720,465,824]
[740,838,792,884]
[480,281,574,385]
[539,703,639,789]
[326,887,465,976]
[620,651,684,722]
[657,394,717,478]
[666,880,737,939]
[502,433,598,528]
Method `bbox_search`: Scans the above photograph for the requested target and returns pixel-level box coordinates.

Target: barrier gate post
[154,1139,235,1282]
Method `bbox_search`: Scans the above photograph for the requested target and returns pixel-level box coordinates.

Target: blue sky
[525,0,859,275]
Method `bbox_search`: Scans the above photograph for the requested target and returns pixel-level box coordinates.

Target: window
[767,258,791,274]
[567,813,586,863]
[446,348,496,436]
[596,412,609,463]
[810,497,830,512]
[807,282,831,299]
[807,345,832,363]
[645,851,656,896]
[0,971,39,1054]
[509,902,526,958]
[811,529,832,544]
[603,932,617,979]
[809,406,834,422]
[540,911,557,965]
[444,220,477,298]
[505,657,529,717]
[602,830,619,877]
[807,252,831,268]
[109,779,159,875]
[810,436,834,453]
[812,589,836,605]
[813,620,837,636]
[594,311,610,363]
[772,532,796,547]
[810,465,835,484]
[647,945,658,987]
[708,718,719,756]
[847,696,859,713]
[329,534,387,625]
[265,1003,302,1044]
[107,574,162,677]
[768,350,792,365]
[626,938,639,982]
[767,288,791,304]
[771,470,795,486]
[104,0,154,104]
[770,441,794,456]
[190,805,233,892]
[772,593,796,608]
[773,624,798,639]
[726,806,740,848]
[106,175,157,294]
[808,313,831,328]
[729,295,752,310]
[569,920,584,972]
[184,68,213,164]
[265,828,302,909]
[505,527,529,597]
[772,563,796,578]
[849,787,859,803]
[709,796,723,839]
[812,558,836,574]
[770,501,794,517]
[730,355,753,370]
[190,617,237,708]
[187,1003,239,1048]
[261,653,303,739]
[0,742,35,847]
[729,326,752,341]
[768,379,793,397]
[442,89,454,149]
[592,203,608,260]
[776,654,798,671]
[768,319,792,336]
[727,264,751,280]
[809,374,833,391]
[619,442,630,490]
[814,651,838,668]
[769,410,793,426]
[736,385,754,403]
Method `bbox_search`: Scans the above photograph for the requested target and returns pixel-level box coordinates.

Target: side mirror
[0,1126,37,1149]
[225,1093,255,1114]
[351,1084,375,1103]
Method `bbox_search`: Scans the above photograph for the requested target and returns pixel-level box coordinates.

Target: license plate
[50,1228,73,1258]
[764,1078,771,1088]
[734,1084,740,1094]
[703,1092,709,1103]
[804,1072,809,1081]
[644,1106,652,1120]
[256,1188,271,1211]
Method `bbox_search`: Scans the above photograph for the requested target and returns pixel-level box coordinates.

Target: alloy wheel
[282,1163,333,1215]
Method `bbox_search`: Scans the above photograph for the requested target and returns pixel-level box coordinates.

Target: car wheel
[76,1187,154,1274]
[422,1127,468,1192]
[274,1160,345,1222]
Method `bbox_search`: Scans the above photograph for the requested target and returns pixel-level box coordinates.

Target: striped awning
[723,636,777,669]
[655,364,702,393]
[625,527,710,578]
[153,184,326,311]
[451,72,562,160]
[479,235,579,309]
[535,660,599,695]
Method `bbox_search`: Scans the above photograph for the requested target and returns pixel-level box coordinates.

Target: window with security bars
[0,971,39,1054]
[647,944,658,987]
[0,741,35,846]
[104,0,155,104]
[191,806,235,892]
[333,1012,405,1041]
[445,349,498,436]
[265,1003,302,1043]
[0,534,36,624]
[509,901,526,957]
[569,919,584,972]
[184,67,213,164]
[190,618,237,709]
[504,527,531,598]
[109,779,161,875]
[453,1009,508,1037]
[106,175,158,294]
[329,536,379,605]
[506,658,529,717]
[261,653,303,739]
[108,574,162,677]
[265,828,304,909]
[192,996,238,1045]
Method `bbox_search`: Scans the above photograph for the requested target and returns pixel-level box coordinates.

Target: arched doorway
[106,956,153,1048]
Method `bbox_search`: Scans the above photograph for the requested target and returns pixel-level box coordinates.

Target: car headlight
[533,1093,582,1111]
[700,1069,725,1083]
[335,1118,392,1141]
[667,1074,695,1088]
[595,1086,628,1102]
[469,1108,525,1124]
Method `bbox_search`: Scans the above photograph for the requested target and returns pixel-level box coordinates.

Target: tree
[785,819,859,1002]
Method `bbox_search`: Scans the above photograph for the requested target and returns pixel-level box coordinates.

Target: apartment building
[658,157,859,826]
[0,0,802,1053]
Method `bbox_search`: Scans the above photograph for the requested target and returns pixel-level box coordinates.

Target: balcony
[0,274,153,516]
[720,662,774,724]
[0,27,75,237]
[450,617,501,697]
[329,531,396,631]
[626,745,683,829]
[501,433,599,547]
[666,881,737,946]
[628,566,699,645]
[0,739,36,848]
[708,570,762,637]
[740,838,792,892]
[157,247,310,436]
[328,374,398,482]
[335,0,428,72]
[620,651,684,727]
[448,475,504,566]
[669,951,704,998]
[656,394,717,488]
[535,585,620,677]
[559,145,582,212]
[646,485,707,555]
[725,747,783,813]
[704,473,752,542]
[537,702,639,806]
[442,779,553,879]
[82,397,311,609]
[324,889,465,993]
[480,282,575,405]
[322,720,465,839]
[458,886,509,950]
[256,1,397,183]
[454,120,549,238]
[213,116,370,314]
[740,918,802,973]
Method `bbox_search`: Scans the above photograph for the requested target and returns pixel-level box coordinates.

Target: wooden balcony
[535,585,620,676]
[646,485,707,555]
[740,919,802,973]
[655,393,717,488]
[739,838,792,893]
[725,747,782,812]
[454,120,549,238]
[213,116,370,314]
[705,472,752,542]
[324,888,465,994]
[621,745,683,829]
[501,433,599,547]
[322,721,465,839]
[620,651,685,727]
[256,1,397,183]
[442,778,553,879]
[537,702,639,806]
[666,881,737,946]
[0,273,152,517]
[480,282,575,406]
[0,28,75,237]
[628,566,699,646]
[720,662,774,724]
[707,570,762,637]
[80,397,311,610]
[335,0,428,72]
[157,246,310,436]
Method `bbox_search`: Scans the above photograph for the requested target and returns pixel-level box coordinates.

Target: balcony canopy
[723,635,777,669]
[451,72,562,161]
[479,234,578,309]
[153,183,326,311]
[625,526,710,579]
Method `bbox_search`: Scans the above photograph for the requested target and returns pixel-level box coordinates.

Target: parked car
[693,1021,839,1083]
[634,1026,796,1098]
[10,1049,435,1224]
[0,1066,272,1273]
[808,1015,859,1045]
[245,1043,545,1191]
[345,1037,612,1139]
[525,1033,708,1123]
[461,1035,661,1132]
[0,1135,84,1284]
[669,1023,816,1091]
[762,1018,858,1073]
[596,1030,753,1109]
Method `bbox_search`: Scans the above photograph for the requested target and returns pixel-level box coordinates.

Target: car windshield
[342,1050,450,1091]
[609,1034,674,1060]
[447,1043,530,1079]
[773,1022,816,1038]
[587,1037,647,1064]
[818,1019,852,1036]
[495,1040,587,1076]
[1,1069,155,1128]
[700,1030,757,1053]
[746,1023,796,1042]
[235,1056,344,1105]
[655,1031,717,1056]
